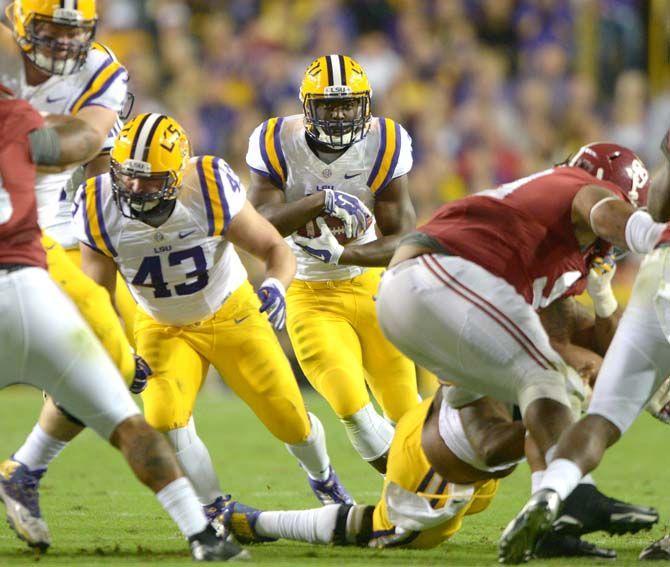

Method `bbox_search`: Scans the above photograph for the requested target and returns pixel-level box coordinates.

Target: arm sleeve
[392,123,413,179]
[246,122,271,176]
[70,52,129,115]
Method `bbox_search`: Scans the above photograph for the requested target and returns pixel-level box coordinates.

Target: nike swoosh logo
[179,230,196,239]
[344,172,362,179]
[46,95,66,103]
[234,315,249,324]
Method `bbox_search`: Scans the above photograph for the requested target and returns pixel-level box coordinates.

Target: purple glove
[130,354,152,394]
[257,277,287,331]
[323,189,371,239]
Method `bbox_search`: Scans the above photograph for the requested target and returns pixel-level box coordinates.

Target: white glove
[587,255,618,318]
[647,376,670,424]
[257,277,287,331]
[323,189,372,239]
[293,217,344,265]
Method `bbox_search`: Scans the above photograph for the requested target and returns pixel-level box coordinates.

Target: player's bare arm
[337,174,416,267]
[647,146,670,222]
[248,171,328,237]
[79,242,118,304]
[226,200,296,290]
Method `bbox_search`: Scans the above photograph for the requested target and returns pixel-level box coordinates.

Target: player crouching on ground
[72,113,353,522]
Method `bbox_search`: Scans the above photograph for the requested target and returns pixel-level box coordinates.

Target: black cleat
[499,489,561,564]
[189,524,250,562]
[555,484,658,537]
[639,535,670,560]
[535,532,616,559]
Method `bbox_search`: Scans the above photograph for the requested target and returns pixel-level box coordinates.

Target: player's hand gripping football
[257,277,287,331]
[323,189,371,239]
[647,376,670,424]
[130,354,152,394]
[293,217,344,265]
[587,254,618,318]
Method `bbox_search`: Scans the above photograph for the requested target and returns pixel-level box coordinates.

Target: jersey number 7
[132,245,209,298]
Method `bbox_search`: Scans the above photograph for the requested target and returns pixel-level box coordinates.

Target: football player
[363,142,670,563]
[247,55,418,473]
[502,136,670,563]
[221,267,655,558]
[72,112,353,523]
[0,0,148,550]
[0,90,246,561]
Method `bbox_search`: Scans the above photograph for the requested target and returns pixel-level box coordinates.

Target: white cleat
[498,489,561,564]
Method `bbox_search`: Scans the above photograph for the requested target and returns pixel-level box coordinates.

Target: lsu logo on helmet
[10,0,98,76]
[299,54,372,149]
[110,113,190,219]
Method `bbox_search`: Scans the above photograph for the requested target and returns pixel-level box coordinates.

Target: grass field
[0,386,668,566]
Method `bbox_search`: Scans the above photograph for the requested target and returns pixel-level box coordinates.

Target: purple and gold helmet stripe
[131,113,165,161]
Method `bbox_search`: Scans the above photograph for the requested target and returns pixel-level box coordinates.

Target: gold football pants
[136,281,311,444]
[370,398,499,549]
[42,235,135,384]
[287,269,418,421]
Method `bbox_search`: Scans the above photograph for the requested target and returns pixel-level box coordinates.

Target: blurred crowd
[82,0,669,222]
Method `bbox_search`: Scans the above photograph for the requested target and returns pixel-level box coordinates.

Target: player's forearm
[256,192,326,237]
[475,421,526,467]
[30,115,101,167]
[592,311,621,356]
[338,234,402,267]
[263,241,296,289]
[648,161,670,222]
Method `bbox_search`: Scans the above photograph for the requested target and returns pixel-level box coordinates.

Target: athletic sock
[539,458,584,501]
[285,413,330,481]
[167,419,222,505]
[156,477,208,538]
[256,505,341,544]
[14,424,67,471]
[531,471,544,493]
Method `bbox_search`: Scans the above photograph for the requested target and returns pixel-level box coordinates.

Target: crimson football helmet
[568,142,650,208]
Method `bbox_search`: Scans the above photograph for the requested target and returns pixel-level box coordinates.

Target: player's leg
[287,279,393,473]
[500,253,670,563]
[352,269,419,421]
[0,268,245,560]
[134,310,227,521]
[209,282,352,505]
[0,239,139,548]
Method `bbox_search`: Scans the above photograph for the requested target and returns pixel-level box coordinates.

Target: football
[295,215,370,245]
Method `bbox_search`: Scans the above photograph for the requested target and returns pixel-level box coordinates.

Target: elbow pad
[28,127,61,165]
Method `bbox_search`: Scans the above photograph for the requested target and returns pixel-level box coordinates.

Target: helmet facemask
[111,159,178,220]
[21,10,96,76]
[303,90,371,149]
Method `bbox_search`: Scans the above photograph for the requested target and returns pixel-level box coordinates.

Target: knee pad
[340,403,394,462]
[518,369,574,416]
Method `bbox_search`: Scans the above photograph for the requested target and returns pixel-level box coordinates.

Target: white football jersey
[246,114,412,281]
[0,40,127,248]
[72,156,248,326]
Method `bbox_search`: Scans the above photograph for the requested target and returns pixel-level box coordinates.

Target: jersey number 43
[132,245,209,298]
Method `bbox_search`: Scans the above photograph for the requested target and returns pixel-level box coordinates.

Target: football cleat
[308,466,355,506]
[205,495,231,536]
[640,535,670,560]
[535,532,616,559]
[498,488,561,564]
[554,484,658,536]
[189,523,250,561]
[222,501,277,545]
[0,459,50,552]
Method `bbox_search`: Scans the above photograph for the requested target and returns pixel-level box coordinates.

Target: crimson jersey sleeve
[0,98,46,268]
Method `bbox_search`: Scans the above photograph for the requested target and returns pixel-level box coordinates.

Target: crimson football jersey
[0,97,46,268]
[418,167,628,309]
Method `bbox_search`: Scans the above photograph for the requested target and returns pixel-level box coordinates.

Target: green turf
[0,386,668,566]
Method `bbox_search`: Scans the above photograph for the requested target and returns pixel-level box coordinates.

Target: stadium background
[2,0,670,371]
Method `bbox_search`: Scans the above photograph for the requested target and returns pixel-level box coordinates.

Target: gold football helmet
[10,0,97,75]
[299,54,372,149]
[110,113,190,219]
